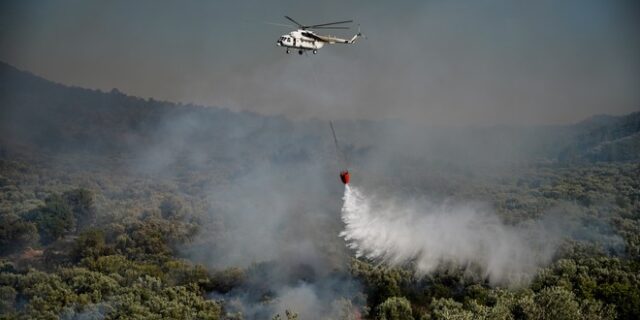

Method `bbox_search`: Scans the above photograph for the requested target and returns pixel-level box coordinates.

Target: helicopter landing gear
[286,49,290,54]
[298,50,304,55]
[313,50,318,54]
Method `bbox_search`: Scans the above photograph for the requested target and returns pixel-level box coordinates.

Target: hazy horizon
[1,0,639,126]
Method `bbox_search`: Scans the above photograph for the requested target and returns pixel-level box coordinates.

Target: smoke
[213,266,363,319]
[340,185,561,285]
[273,284,360,320]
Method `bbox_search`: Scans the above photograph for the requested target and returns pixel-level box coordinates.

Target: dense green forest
[1,62,639,319]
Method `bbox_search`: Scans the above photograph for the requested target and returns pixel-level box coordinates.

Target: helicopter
[276,16,361,55]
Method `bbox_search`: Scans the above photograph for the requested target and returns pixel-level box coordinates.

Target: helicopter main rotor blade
[284,16,304,28]
[265,22,296,28]
[308,20,353,28]
[310,26,350,30]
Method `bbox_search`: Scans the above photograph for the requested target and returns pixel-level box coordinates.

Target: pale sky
[1,0,638,125]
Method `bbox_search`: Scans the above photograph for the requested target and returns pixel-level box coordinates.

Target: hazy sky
[1,0,638,125]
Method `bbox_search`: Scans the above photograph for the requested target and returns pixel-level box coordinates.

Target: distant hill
[0,61,268,154]
[1,61,638,168]
[0,61,328,174]
[559,112,640,162]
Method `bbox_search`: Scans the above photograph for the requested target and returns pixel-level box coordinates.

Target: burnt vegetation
[1,62,639,319]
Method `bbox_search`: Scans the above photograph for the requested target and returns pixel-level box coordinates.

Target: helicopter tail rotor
[348,25,363,44]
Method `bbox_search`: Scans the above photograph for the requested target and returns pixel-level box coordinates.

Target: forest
[1,62,639,319]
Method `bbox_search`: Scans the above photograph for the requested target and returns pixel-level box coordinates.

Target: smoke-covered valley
[1,62,639,319]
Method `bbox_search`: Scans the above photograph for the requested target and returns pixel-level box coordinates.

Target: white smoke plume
[340,185,560,285]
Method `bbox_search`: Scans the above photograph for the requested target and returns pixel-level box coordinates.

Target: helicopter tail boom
[317,30,361,44]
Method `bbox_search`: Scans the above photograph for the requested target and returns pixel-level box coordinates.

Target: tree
[208,267,245,293]
[428,298,472,320]
[350,259,408,308]
[160,196,186,220]
[376,297,414,320]
[71,229,106,262]
[63,188,97,231]
[534,286,580,320]
[25,195,75,244]
[0,214,38,255]
[0,285,16,314]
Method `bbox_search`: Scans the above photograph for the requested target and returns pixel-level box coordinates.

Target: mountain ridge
[1,61,638,164]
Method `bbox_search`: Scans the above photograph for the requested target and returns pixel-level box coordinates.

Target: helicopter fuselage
[276,30,325,54]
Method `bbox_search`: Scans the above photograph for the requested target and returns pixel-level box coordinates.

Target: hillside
[559,112,640,162]
[1,62,640,319]
[2,61,639,169]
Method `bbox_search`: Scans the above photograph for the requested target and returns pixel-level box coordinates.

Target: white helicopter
[276,16,361,55]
